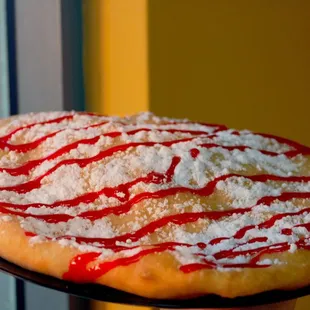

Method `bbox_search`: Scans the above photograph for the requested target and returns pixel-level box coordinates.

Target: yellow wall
[84,1,310,309]
[83,0,104,113]
[148,0,310,146]
[85,0,310,145]
[84,0,149,115]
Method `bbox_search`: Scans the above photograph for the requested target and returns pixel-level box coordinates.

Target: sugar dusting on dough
[0,111,310,269]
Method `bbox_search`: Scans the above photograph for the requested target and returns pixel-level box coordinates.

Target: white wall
[0,0,9,116]
[0,2,15,309]
[15,0,63,113]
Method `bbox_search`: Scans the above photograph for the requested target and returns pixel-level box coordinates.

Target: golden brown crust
[1,217,310,299]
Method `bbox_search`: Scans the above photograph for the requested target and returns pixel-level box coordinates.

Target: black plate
[0,257,309,308]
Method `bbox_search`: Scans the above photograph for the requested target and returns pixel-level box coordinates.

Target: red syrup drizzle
[1,138,308,178]
[63,246,172,282]
[1,134,309,191]
[1,113,307,164]
[2,112,309,156]
[61,206,310,250]
[15,172,310,281]
[62,242,209,282]
[0,111,224,149]
[0,120,111,154]
[0,112,102,141]
[1,114,309,178]
[181,238,310,273]
[2,172,310,216]
[0,114,75,142]
[190,148,200,158]
[63,236,310,282]
[0,125,214,155]
[0,128,221,176]
[1,112,310,281]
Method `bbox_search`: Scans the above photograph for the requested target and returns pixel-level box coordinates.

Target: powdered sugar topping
[0,111,310,276]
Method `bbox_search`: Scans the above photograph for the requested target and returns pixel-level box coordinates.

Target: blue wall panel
[0,1,16,309]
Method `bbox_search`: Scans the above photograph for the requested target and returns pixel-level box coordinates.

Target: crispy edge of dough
[1,217,310,299]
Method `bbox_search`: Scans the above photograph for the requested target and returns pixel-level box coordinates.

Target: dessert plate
[1,257,309,309]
